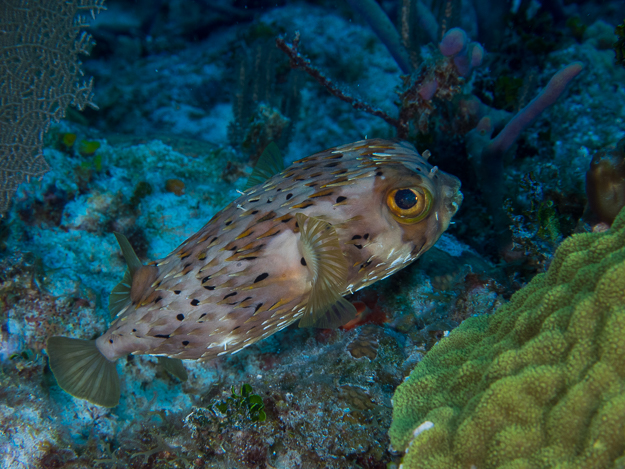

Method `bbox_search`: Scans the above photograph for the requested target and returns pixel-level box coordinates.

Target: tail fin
[47,336,120,407]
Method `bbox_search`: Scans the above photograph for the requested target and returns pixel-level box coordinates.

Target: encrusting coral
[389,206,625,468]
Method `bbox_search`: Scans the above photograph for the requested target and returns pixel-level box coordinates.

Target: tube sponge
[585,137,625,226]
[389,206,625,468]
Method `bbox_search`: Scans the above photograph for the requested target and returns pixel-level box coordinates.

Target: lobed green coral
[389,207,625,468]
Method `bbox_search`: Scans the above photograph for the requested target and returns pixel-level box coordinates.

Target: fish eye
[386,187,432,224]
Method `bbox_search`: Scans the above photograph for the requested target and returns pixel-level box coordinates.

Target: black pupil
[395,189,417,210]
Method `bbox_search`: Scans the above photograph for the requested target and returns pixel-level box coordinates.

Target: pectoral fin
[296,213,356,328]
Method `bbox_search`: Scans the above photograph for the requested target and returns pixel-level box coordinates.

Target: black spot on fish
[286,193,293,200]
[336,196,347,203]
[132,329,136,332]
[155,334,170,339]
[364,233,370,239]
[281,217,293,223]
[191,299,200,306]
[182,341,189,346]
[254,273,269,283]
[301,257,307,266]
[242,296,252,302]
[109,339,113,344]
[224,292,237,299]
[174,290,181,295]
[199,313,207,319]
[229,245,238,251]
[376,171,383,176]
[352,235,362,240]
[177,314,184,321]
[354,244,363,249]
[225,220,232,226]
[276,188,282,192]
[254,303,263,313]
[202,276,211,283]
[155,296,162,303]
[251,210,259,215]
[325,162,340,168]
[240,256,258,261]
[267,198,273,203]
[181,254,190,261]
[204,285,215,290]
[211,237,218,243]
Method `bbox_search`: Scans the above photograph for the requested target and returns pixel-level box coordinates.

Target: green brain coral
[390,208,625,469]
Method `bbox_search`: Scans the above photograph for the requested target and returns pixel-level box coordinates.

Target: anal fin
[296,213,356,328]
[157,356,188,382]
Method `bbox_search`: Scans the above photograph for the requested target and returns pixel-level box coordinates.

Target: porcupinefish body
[47,139,462,407]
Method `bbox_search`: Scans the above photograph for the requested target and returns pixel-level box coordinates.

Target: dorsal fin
[109,269,132,319]
[113,232,142,276]
[296,213,356,328]
[244,142,284,190]
[109,232,147,319]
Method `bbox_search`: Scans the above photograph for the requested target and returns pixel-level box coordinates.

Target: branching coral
[389,206,625,468]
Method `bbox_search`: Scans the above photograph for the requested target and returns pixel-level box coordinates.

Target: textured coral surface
[390,207,625,468]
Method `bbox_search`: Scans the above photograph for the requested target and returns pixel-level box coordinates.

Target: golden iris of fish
[47,139,462,407]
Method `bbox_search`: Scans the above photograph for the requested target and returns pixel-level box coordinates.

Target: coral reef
[1,1,624,467]
[390,207,625,468]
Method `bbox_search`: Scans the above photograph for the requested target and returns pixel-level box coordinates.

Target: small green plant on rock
[214,383,267,423]
[184,383,266,440]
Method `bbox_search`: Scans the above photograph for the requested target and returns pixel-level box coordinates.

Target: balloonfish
[47,138,462,407]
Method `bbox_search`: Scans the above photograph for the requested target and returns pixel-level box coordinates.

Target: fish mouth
[440,173,463,218]
[448,186,463,217]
